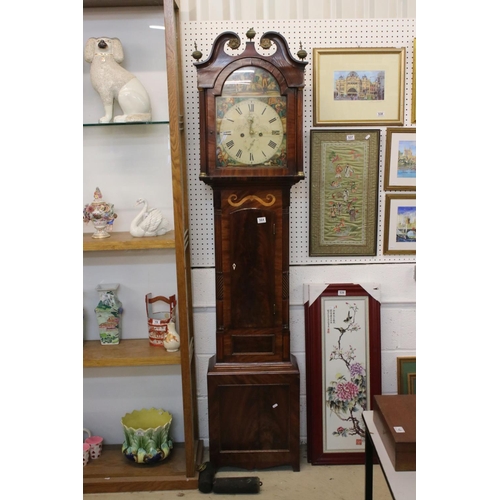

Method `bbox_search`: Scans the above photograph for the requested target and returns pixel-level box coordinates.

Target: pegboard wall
[182,18,416,267]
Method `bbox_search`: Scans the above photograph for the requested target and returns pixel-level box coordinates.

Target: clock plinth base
[207,355,300,471]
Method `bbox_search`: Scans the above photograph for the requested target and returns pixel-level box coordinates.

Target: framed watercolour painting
[304,283,381,465]
[397,356,416,395]
[383,193,416,255]
[411,38,416,124]
[313,47,405,126]
[309,129,380,256]
[384,127,416,191]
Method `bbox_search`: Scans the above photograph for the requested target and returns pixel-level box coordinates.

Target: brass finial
[260,38,272,50]
[228,37,241,50]
[297,41,307,60]
[191,42,202,61]
[246,27,256,40]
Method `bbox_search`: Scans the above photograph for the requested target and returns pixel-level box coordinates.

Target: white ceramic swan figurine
[130,198,170,237]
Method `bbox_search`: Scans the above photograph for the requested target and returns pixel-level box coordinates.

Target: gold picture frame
[397,356,416,395]
[384,127,416,191]
[313,47,406,126]
[411,38,416,124]
[383,193,416,255]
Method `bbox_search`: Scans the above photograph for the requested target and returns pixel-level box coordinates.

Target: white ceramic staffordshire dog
[84,37,152,123]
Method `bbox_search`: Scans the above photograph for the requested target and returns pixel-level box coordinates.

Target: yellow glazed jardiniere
[121,408,173,463]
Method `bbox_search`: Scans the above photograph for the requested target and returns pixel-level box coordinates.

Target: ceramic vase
[163,322,181,352]
[95,284,123,345]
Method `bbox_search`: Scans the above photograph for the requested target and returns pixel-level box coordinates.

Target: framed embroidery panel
[309,129,380,256]
[304,283,381,465]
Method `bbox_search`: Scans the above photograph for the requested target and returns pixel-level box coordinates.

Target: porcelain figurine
[83,187,118,239]
[130,199,170,237]
[84,37,152,123]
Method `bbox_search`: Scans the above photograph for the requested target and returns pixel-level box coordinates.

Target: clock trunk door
[220,189,283,362]
[230,207,275,328]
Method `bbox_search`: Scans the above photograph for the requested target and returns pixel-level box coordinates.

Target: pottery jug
[145,294,176,347]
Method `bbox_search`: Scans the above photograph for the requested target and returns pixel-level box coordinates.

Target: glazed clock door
[219,188,284,363]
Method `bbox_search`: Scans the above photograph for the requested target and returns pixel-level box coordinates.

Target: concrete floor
[84,446,393,500]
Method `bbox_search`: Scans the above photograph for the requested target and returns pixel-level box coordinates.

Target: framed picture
[408,374,416,394]
[304,283,381,465]
[309,129,380,256]
[384,127,416,191]
[383,193,416,255]
[411,38,416,124]
[397,356,416,395]
[313,47,406,126]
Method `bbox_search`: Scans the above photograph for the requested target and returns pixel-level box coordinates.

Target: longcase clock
[193,29,307,471]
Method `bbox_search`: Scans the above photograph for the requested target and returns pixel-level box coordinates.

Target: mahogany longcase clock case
[193,29,307,471]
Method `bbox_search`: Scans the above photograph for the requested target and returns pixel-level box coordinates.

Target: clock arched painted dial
[219,98,284,165]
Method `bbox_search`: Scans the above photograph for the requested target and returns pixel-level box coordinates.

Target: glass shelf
[83,0,164,8]
[83,120,169,127]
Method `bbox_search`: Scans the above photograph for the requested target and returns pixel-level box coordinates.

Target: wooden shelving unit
[83,444,203,493]
[83,0,201,493]
[83,337,203,493]
[83,230,175,252]
[83,339,181,367]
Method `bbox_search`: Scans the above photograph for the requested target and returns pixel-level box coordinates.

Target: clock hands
[248,115,255,136]
[246,115,259,153]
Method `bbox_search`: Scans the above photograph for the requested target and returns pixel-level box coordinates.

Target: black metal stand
[364,424,374,500]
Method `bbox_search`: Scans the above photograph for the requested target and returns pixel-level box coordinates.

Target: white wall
[178,0,416,22]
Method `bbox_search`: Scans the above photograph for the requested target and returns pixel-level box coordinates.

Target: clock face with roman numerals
[216,96,286,167]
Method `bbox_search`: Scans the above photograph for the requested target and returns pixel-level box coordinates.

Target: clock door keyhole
[232,263,236,270]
